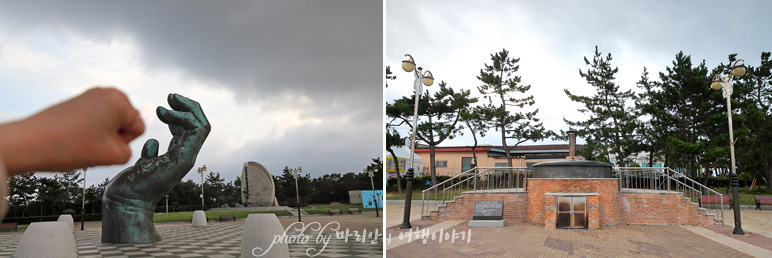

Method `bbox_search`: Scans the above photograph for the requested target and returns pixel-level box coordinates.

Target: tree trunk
[767,157,772,189]
[501,127,513,188]
[388,149,403,194]
[429,144,437,185]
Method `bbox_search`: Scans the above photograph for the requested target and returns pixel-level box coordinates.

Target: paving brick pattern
[0,224,382,257]
[387,222,766,258]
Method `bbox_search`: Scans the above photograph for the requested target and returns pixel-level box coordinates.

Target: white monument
[241,161,279,206]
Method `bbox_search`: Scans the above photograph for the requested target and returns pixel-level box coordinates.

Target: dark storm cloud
[0,0,382,116]
[0,0,383,183]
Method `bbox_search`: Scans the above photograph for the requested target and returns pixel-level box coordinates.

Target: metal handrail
[617,167,724,223]
[422,167,476,193]
[421,167,528,218]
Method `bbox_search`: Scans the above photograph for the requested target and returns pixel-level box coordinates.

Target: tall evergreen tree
[634,67,668,167]
[564,46,641,166]
[386,81,475,185]
[385,128,405,194]
[732,52,772,188]
[460,106,490,168]
[642,52,715,177]
[477,49,550,187]
[385,65,405,193]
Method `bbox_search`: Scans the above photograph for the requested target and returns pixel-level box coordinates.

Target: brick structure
[425,178,721,228]
[427,190,527,220]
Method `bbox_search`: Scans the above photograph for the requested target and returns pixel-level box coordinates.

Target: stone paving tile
[702,225,772,252]
[387,221,766,258]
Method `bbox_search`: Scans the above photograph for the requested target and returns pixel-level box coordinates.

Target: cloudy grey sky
[386,0,772,150]
[0,0,382,186]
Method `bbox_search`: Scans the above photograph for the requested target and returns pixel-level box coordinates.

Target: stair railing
[421,167,528,218]
[616,167,724,223]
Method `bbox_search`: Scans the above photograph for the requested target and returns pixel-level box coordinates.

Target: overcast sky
[0,0,382,187]
[386,0,772,151]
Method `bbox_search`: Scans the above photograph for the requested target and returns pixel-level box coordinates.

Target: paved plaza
[385,201,772,258]
[0,213,383,258]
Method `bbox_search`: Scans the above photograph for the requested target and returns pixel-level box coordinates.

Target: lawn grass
[152,210,291,223]
[301,204,381,215]
[709,186,772,205]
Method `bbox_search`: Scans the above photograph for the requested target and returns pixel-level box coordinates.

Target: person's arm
[0,87,144,175]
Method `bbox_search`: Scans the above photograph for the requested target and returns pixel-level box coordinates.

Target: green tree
[730,52,772,188]
[387,81,475,185]
[477,49,550,186]
[634,67,667,167]
[7,173,37,217]
[564,46,641,166]
[385,65,405,194]
[204,171,227,206]
[460,106,490,167]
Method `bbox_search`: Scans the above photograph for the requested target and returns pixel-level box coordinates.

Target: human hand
[102,93,210,243]
[0,87,144,175]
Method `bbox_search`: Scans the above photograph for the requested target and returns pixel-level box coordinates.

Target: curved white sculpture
[241,214,289,258]
[14,222,77,258]
[192,210,207,227]
[57,214,74,231]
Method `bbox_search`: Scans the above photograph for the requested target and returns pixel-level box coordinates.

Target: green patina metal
[102,93,211,243]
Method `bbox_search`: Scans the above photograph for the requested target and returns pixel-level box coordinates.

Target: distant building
[415,144,585,177]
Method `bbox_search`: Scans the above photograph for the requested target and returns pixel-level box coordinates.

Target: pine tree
[477,49,551,187]
[386,81,475,185]
[564,46,640,166]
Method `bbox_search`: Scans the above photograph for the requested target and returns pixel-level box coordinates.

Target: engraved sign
[472,201,504,220]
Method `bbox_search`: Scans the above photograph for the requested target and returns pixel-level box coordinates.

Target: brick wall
[619,192,720,225]
[426,178,720,227]
[527,179,618,226]
[428,191,527,220]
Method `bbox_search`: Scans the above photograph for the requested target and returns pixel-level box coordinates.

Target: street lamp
[291,166,303,222]
[81,167,87,231]
[197,165,207,210]
[365,168,380,217]
[401,53,434,229]
[711,58,746,235]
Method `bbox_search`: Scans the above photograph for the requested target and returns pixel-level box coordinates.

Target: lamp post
[81,167,87,231]
[197,165,207,210]
[711,58,746,235]
[400,54,434,229]
[365,168,380,217]
[291,166,303,222]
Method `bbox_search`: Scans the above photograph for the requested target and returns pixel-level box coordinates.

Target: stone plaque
[472,201,503,220]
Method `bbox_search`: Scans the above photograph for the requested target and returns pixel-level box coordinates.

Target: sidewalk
[386,204,772,258]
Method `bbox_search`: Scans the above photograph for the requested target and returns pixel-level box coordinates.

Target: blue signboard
[361,190,383,208]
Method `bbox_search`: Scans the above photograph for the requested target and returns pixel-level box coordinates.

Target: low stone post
[57,214,74,231]
[14,222,77,258]
[241,214,289,258]
[192,210,207,227]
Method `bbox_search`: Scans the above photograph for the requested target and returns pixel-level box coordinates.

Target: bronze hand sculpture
[102,93,210,243]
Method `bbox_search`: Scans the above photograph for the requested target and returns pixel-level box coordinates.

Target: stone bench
[348,208,362,214]
[219,214,236,222]
[328,209,343,215]
[0,223,18,232]
[700,195,732,209]
[755,196,772,210]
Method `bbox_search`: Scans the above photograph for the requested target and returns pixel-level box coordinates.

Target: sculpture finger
[156,106,197,130]
[135,139,159,165]
[168,93,209,127]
